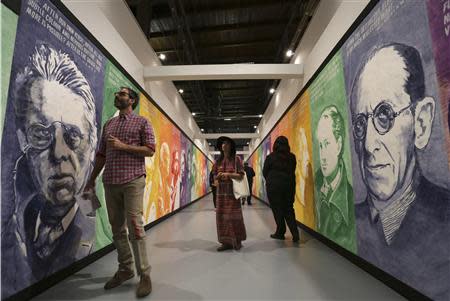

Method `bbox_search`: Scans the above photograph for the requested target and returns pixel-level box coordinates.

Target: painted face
[171,151,180,178]
[187,150,192,180]
[317,116,340,178]
[23,79,94,207]
[180,150,186,176]
[295,128,309,204]
[160,142,170,178]
[352,48,415,201]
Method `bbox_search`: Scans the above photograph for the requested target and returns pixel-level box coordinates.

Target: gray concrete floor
[35,194,405,300]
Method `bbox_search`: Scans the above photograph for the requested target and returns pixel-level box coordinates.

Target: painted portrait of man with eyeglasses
[1,43,97,296]
[350,43,450,300]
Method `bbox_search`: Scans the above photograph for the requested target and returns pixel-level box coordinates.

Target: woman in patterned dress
[213,136,247,251]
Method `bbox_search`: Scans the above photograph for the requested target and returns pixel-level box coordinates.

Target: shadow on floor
[37,273,205,300]
[180,208,216,213]
[146,282,204,300]
[153,238,308,254]
[239,239,305,253]
[35,273,132,300]
[153,239,219,252]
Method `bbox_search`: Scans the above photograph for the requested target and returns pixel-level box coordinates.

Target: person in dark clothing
[209,170,217,208]
[242,162,255,205]
[263,136,299,242]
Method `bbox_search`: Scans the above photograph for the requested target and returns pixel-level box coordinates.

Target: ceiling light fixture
[192,112,196,116]
[178,89,184,94]
[159,53,166,60]
[224,118,231,121]
[253,125,257,129]
[201,128,204,132]
[286,49,294,57]
[258,114,263,118]
[269,88,275,94]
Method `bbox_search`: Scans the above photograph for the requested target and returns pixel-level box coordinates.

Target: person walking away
[263,136,299,242]
[242,162,255,205]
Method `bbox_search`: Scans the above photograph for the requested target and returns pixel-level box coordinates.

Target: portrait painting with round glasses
[1,39,105,298]
[342,1,450,300]
[26,121,84,151]
[352,101,413,141]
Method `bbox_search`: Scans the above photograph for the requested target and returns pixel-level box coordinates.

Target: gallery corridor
[34,194,404,301]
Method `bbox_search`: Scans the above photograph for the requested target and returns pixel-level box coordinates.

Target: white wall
[61,0,210,155]
[62,1,144,86]
[248,0,370,156]
[303,0,370,83]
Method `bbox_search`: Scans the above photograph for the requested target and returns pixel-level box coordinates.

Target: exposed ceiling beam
[149,20,288,39]
[200,133,260,139]
[209,85,266,91]
[167,56,275,65]
[199,56,274,64]
[210,151,250,155]
[180,92,261,99]
[134,0,152,38]
[155,39,276,54]
[144,64,303,81]
[176,79,266,88]
[126,0,166,6]
[195,114,262,119]
[219,96,262,101]
[261,0,308,112]
[148,0,296,20]
[167,0,213,130]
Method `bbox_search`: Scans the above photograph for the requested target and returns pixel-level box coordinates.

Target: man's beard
[114,97,130,109]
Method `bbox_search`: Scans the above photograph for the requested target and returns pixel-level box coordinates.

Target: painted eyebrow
[379,99,398,108]
[360,99,395,114]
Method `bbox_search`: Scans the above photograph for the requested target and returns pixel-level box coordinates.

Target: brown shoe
[104,270,134,290]
[136,274,152,298]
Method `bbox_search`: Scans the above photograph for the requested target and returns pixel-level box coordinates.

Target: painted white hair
[14,43,97,152]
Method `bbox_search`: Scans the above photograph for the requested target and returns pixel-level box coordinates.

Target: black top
[263,152,296,193]
[244,165,255,182]
[209,169,215,187]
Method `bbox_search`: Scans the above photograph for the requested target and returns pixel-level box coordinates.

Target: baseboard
[252,195,430,301]
[3,192,211,301]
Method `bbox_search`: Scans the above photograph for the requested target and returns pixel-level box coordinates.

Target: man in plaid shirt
[85,87,155,298]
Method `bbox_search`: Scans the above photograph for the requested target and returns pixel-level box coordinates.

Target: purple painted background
[427,0,450,168]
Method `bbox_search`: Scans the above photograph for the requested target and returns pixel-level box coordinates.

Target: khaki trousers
[104,176,150,275]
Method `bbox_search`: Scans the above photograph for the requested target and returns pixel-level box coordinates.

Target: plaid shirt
[97,112,155,185]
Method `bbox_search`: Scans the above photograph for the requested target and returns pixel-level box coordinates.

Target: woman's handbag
[231,159,250,199]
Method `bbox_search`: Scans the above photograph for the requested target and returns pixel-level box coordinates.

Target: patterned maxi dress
[213,156,247,248]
